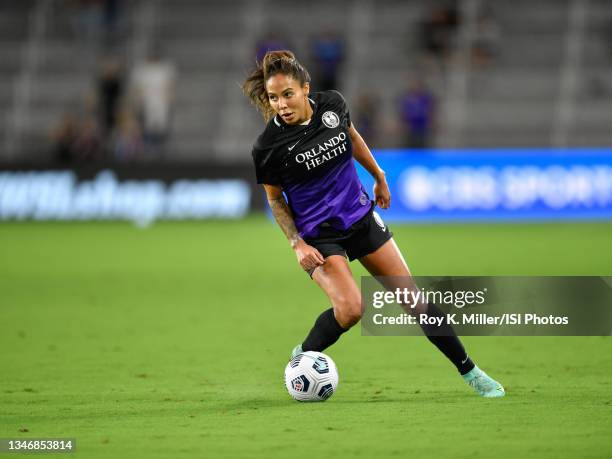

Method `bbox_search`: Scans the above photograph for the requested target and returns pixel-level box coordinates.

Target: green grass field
[1,217,611,458]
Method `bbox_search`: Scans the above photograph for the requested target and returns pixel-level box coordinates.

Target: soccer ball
[284,351,339,402]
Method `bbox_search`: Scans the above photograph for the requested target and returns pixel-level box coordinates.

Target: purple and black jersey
[252,90,371,239]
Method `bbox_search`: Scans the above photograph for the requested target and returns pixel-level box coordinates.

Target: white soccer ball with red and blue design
[284,351,339,402]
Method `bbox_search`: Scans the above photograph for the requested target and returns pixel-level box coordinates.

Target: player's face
[266,74,311,125]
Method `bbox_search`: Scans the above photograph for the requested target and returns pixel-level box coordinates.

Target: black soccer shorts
[303,204,393,277]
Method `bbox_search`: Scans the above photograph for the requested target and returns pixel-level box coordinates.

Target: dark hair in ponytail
[242,50,311,122]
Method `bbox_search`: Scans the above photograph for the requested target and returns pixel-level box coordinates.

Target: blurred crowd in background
[1,0,608,165]
[50,0,177,164]
[51,46,176,164]
[49,0,500,164]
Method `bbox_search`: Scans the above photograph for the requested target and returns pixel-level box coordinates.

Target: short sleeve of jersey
[327,90,351,127]
[251,133,280,186]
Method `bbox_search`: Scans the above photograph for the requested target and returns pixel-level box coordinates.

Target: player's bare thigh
[311,255,362,328]
[359,239,428,314]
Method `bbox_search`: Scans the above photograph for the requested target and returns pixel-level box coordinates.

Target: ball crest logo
[291,375,310,392]
[322,111,340,129]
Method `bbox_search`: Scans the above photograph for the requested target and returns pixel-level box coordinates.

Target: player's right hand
[374,175,391,209]
[293,239,325,271]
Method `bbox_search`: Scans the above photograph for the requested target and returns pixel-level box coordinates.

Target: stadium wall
[358,148,612,222]
[0,163,265,225]
[1,148,611,224]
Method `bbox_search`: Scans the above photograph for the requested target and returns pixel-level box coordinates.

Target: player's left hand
[374,177,391,209]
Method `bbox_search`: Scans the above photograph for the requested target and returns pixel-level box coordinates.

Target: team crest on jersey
[322,111,339,128]
[373,211,386,231]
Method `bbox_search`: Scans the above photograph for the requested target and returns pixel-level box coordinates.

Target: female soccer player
[243,50,504,398]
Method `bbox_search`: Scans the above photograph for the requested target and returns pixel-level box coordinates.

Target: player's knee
[334,295,362,328]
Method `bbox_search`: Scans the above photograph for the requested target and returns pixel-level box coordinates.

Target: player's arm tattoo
[267,195,301,248]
